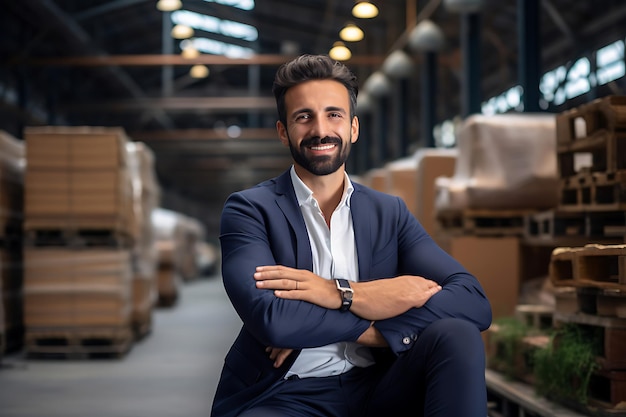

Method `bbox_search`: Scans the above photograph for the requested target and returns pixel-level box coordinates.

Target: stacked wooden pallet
[21,126,142,358]
[548,243,626,414]
[524,96,626,246]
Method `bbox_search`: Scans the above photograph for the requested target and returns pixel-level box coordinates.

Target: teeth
[310,144,335,150]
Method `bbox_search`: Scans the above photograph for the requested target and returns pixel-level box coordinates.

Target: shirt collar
[289,165,354,208]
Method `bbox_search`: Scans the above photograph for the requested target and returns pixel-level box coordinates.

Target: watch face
[336,278,352,291]
[344,291,353,301]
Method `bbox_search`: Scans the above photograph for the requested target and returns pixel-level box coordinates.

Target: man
[211,54,492,417]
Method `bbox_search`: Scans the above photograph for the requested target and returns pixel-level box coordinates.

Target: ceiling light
[363,71,391,97]
[156,0,182,12]
[181,45,200,59]
[408,20,445,52]
[329,41,352,61]
[443,0,484,13]
[352,1,378,19]
[171,24,194,39]
[190,64,209,79]
[339,23,364,42]
[382,50,414,79]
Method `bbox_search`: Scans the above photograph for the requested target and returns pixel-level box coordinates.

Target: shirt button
[402,337,411,345]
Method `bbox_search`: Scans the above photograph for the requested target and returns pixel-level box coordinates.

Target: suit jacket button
[402,337,411,345]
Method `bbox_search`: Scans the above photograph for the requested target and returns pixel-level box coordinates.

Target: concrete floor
[0,274,242,417]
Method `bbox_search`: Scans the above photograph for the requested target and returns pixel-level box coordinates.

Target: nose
[309,116,331,139]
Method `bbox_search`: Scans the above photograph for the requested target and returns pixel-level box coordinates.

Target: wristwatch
[335,278,354,312]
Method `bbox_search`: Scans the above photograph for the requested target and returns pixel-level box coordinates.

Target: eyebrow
[290,106,347,118]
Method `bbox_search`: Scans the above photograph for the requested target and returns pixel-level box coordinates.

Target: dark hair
[272,54,358,125]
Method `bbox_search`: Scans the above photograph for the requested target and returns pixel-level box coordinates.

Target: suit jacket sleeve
[220,186,371,350]
[352,190,492,355]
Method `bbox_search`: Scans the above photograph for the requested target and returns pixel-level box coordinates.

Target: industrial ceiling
[2,0,626,238]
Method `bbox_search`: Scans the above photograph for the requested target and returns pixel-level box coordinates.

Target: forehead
[284,79,350,110]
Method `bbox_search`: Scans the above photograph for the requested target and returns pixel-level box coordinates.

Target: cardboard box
[23,287,131,327]
[415,151,457,236]
[24,248,132,288]
[24,126,128,170]
[449,236,521,319]
[25,169,131,217]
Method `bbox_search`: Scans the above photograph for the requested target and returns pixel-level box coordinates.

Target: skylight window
[203,0,254,10]
[172,10,258,42]
[182,38,255,59]
[596,39,625,85]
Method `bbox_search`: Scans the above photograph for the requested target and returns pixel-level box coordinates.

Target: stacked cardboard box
[23,248,133,327]
[0,131,25,354]
[358,149,457,237]
[22,126,137,357]
[24,126,134,237]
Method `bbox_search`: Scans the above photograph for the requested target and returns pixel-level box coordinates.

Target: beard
[287,134,352,176]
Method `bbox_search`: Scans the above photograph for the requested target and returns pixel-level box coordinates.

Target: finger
[274,349,293,368]
[256,278,295,289]
[268,348,278,361]
[256,265,289,273]
[274,290,301,299]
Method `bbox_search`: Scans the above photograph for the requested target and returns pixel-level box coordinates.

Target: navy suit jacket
[211,169,492,417]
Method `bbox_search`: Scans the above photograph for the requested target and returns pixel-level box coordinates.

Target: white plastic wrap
[435,113,559,211]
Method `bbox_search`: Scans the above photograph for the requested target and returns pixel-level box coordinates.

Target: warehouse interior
[1,0,626,416]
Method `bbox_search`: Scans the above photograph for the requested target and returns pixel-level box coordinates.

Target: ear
[350,116,359,144]
[276,120,289,147]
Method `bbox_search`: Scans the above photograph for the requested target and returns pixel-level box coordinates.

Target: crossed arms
[220,187,492,367]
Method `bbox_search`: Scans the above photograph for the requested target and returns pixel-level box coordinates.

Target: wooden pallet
[25,326,133,359]
[553,312,626,371]
[515,304,555,330]
[559,171,626,212]
[556,131,626,179]
[24,228,133,248]
[437,209,533,236]
[549,244,626,290]
[556,95,626,145]
[523,209,626,247]
[588,370,626,412]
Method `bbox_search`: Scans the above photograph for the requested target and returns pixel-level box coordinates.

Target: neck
[294,165,345,223]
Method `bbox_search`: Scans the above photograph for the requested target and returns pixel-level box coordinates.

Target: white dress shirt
[285,166,375,379]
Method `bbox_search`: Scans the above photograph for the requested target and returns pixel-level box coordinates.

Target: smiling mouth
[310,144,336,151]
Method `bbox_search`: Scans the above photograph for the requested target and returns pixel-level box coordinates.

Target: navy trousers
[238,318,487,417]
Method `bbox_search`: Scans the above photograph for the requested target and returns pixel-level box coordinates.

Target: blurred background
[1,1,626,416]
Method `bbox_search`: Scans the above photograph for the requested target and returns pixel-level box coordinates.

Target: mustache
[300,136,342,148]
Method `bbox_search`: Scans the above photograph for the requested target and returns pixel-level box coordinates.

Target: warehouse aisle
[0,274,242,417]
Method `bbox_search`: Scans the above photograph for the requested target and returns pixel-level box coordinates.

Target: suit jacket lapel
[274,170,313,270]
[350,186,372,282]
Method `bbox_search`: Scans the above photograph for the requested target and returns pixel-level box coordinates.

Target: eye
[294,113,310,122]
[329,112,343,119]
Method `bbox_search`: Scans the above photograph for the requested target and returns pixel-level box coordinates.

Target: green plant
[489,317,532,379]
[533,323,601,405]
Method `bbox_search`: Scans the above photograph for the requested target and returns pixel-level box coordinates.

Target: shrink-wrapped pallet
[435,114,559,212]
[126,142,161,334]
